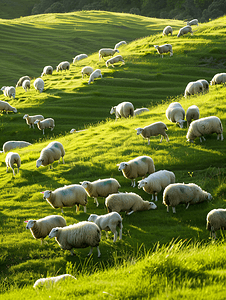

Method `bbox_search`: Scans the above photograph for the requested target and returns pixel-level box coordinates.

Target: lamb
[134,108,149,116]
[1,86,16,99]
[206,209,226,239]
[187,19,199,26]
[22,79,30,92]
[196,79,209,93]
[177,25,193,37]
[48,221,101,257]
[1,141,32,153]
[105,192,157,215]
[34,118,55,135]
[135,122,169,144]
[16,76,31,87]
[36,141,65,168]
[110,101,134,120]
[42,184,88,213]
[56,61,70,72]
[114,41,127,50]
[88,212,123,242]
[88,69,102,84]
[210,73,226,85]
[33,274,76,288]
[163,26,173,36]
[25,215,66,244]
[73,54,88,63]
[154,44,173,58]
[163,183,212,213]
[41,65,53,77]
[80,178,121,207]
[117,155,155,187]
[186,116,223,142]
[99,48,119,61]
[23,114,44,129]
[70,128,87,134]
[186,105,199,127]
[106,55,125,67]
[33,78,44,93]
[0,100,17,114]
[81,66,93,78]
[184,81,204,97]
[5,152,21,176]
[138,170,175,201]
[166,102,186,128]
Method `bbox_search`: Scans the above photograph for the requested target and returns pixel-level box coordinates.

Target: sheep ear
[40,191,45,194]
[116,164,120,166]
[24,220,28,223]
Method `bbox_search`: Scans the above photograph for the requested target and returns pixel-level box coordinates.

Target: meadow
[0,11,226,299]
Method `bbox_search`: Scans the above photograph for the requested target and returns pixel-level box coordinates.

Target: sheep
[16,75,31,87]
[33,274,76,288]
[177,25,193,37]
[154,44,173,58]
[41,65,53,77]
[184,81,204,97]
[186,105,200,128]
[25,215,66,244]
[48,221,101,257]
[105,192,157,215]
[23,114,44,129]
[42,184,88,213]
[33,78,44,93]
[73,54,88,63]
[196,79,209,93]
[163,183,212,213]
[70,128,87,134]
[99,48,119,61]
[210,73,226,85]
[206,209,226,239]
[88,69,102,84]
[0,100,17,114]
[34,118,55,135]
[5,152,21,176]
[22,79,30,92]
[114,41,127,49]
[88,212,123,242]
[138,170,175,201]
[106,55,125,68]
[135,122,169,144]
[134,108,149,116]
[110,101,134,120]
[166,102,186,128]
[56,61,70,72]
[81,66,93,78]
[36,141,65,169]
[187,19,199,26]
[80,178,121,207]
[117,155,155,187]
[163,26,173,36]
[1,141,32,153]
[1,86,16,99]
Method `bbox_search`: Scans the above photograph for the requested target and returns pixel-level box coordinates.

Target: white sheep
[0,100,17,114]
[206,209,226,239]
[36,141,65,169]
[99,48,119,61]
[166,102,186,128]
[42,184,88,213]
[117,155,155,187]
[163,183,212,213]
[184,81,204,97]
[70,128,87,134]
[25,215,66,244]
[177,25,193,37]
[163,26,173,36]
[196,79,209,93]
[73,54,88,63]
[1,140,31,153]
[114,41,127,50]
[22,79,30,92]
[49,221,101,257]
[88,69,102,84]
[105,192,157,215]
[187,19,199,26]
[186,105,200,128]
[34,118,55,135]
[16,75,31,87]
[110,101,134,120]
[56,61,70,72]
[81,66,93,79]
[33,78,44,93]
[5,152,21,176]
[33,274,76,288]
[80,178,121,207]
[41,66,53,77]
[210,73,226,85]
[1,86,16,99]
[186,116,223,142]
[88,212,123,242]
[134,108,149,116]
[23,114,44,129]
[106,55,125,68]
[135,122,169,144]
[154,44,173,58]
[138,170,175,201]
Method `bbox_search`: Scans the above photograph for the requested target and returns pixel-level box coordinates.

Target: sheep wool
[196,79,209,93]
[41,66,53,77]
[34,118,55,135]
[36,141,65,168]
[33,274,76,288]
[5,152,21,176]
[106,55,125,67]
[206,209,226,239]
[56,61,70,72]
[210,73,226,85]
[0,100,17,114]
[114,41,127,49]
[134,108,149,116]
[135,122,169,144]
[177,25,193,37]
[166,102,185,128]
[1,86,16,99]
[184,81,204,97]
[1,140,31,153]
[81,66,93,78]
[99,48,119,60]
[163,26,173,36]
[154,44,173,58]
[73,54,88,63]
[110,101,134,120]
[23,114,44,129]
[33,78,44,93]
[16,75,31,87]
[88,69,102,84]
[186,105,200,128]
[22,79,30,92]
[187,19,199,26]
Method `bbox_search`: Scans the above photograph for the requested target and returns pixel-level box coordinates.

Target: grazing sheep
[163,183,212,213]
[33,78,44,93]
[114,41,127,50]
[134,108,149,116]
[184,81,204,97]
[42,184,88,213]
[135,122,169,144]
[110,101,134,120]
[88,69,102,84]
[36,141,65,169]
[22,79,30,92]
[88,212,123,242]
[210,73,226,85]
[187,19,199,26]
[1,86,16,99]
[154,44,173,58]
[25,215,66,244]
[16,75,31,87]
[70,128,87,134]
[186,116,223,142]
[117,155,155,187]
[196,79,209,93]
[33,274,76,288]
[105,192,157,215]
[0,100,17,114]
[177,25,193,37]
[56,61,70,72]
[99,48,119,61]
[138,170,175,201]
[186,105,200,128]
[106,55,125,67]
[163,26,173,36]
[1,140,31,153]
[5,152,21,176]
[23,114,44,129]
[166,102,186,128]
[49,221,101,257]
[41,66,53,77]
[81,66,93,78]
[34,118,55,135]
[206,209,226,239]
[80,178,121,207]
[73,54,88,63]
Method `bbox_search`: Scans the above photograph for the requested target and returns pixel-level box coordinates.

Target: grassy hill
[0,11,226,299]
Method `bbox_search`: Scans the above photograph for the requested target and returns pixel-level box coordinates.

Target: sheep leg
[32,124,34,129]
[97,246,101,258]
[119,226,123,240]
[61,208,64,213]
[165,134,169,142]
[151,194,154,201]
[160,136,163,143]
[42,129,45,135]
[167,205,169,213]
[172,207,176,213]
[105,231,109,239]
[186,203,190,209]
[131,179,136,187]
[87,247,93,256]
[70,249,75,256]
[127,210,134,216]
[94,198,99,207]
[62,157,65,164]
[154,193,158,202]
[112,230,118,242]
[83,206,87,213]
[76,205,79,213]
[148,139,150,145]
